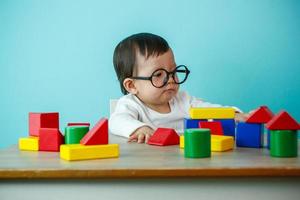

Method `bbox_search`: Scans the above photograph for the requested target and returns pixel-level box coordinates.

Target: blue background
[1,0,299,148]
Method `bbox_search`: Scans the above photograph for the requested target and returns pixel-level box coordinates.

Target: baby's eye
[153,72,163,77]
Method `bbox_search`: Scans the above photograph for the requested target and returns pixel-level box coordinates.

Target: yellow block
[189,107,235,119]
[211,135,234,152]
[19,137,39,151]
[60,144,119,161]
[179,135,234,152]
[180,135,184,149]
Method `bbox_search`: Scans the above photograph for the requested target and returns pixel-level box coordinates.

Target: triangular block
[39,128,64,152]
[80,118,108,145]
[266,111,300,130]
[246,106,274,123]
[199,121,224,135]
[148,128,179,146]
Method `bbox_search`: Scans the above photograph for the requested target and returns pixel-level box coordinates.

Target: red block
[266,110,300,130]
[39,128,64,152]
[246,106,274,123]
[80,118,108,145]
[29,113,59,136]
[67,122,90,127]
[199,121,223,135]
[148,128,179,146]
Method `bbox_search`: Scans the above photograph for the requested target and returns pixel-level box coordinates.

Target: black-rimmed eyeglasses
[131,65,190,88]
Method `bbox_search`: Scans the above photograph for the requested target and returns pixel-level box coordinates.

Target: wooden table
[0,135,300,200]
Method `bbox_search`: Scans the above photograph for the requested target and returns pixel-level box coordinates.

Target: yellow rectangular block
[179,135,234,152]
[180,135,184,149]
[189,107,235,119]
[60,144,119,161]
[19,137,39,151]
[211,135,234,152]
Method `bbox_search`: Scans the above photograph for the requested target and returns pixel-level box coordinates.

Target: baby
[109,33,248,143]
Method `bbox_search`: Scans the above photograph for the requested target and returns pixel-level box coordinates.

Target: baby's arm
[109,99,154,143]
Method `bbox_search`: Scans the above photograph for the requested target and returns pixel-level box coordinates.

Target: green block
[64,126,89,144]
[184,128,211,158]
[270,130,298,157]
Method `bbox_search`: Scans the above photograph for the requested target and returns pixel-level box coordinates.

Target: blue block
[236,122,263,148]
[184,118,207,129]
[213,119,236,137]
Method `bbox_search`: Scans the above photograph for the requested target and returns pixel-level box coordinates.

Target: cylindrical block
[270,130,298,157]
[184,128,211,158]
[64,126,89,144]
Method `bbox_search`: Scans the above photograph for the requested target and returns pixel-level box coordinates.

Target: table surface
[0,135,300,179]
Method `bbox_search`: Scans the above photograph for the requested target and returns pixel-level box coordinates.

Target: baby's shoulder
[116,94,144,109]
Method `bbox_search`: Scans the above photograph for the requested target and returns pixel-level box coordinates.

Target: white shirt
[109,91,241,138]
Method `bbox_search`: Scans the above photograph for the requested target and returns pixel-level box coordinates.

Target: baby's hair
[113,33,170,94]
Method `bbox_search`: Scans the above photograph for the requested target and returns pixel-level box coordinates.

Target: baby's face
[134,49,179,107]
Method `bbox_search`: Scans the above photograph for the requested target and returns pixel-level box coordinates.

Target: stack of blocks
[182,107,236,158]
[265,111,300,157]
[19,113,119,161]
[236,106,274,148]
[19,112,63,152]
[60,118,119,161]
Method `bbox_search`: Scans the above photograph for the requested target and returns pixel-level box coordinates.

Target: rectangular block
[60,144,119,161]
[179,135,234,152]
[189,108,235,119]
[184,118,206,129]
[211,135,234,152]
[19,137,39,151]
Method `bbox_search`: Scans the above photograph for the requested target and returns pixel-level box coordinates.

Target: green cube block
[64,126,89,144]
[184,128,211,158]
[270,130,298,157]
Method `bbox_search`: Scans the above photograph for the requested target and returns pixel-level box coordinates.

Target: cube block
[39,128,64,152]
[199,121,223,135]
[29,112,59,136]
[236,122,263,148]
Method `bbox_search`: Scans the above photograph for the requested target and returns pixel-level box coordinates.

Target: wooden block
[199,121,224,135]
[213,119,236,137]
[148,128,179,146]
[189,108,235,119]
[266,110,300,130]
[236,122,263,148]
[19,137,39,151]
[29,112,59,136]
[184,128,211,158]
[65,126,89,144]
[80,118,108,145]
[60,144,119,161]
[179,135,233,152]
[67,123,90,127]
[270,130,298,157]
[180,135,184,149]
[246,106,274,123]
[39,128,64,152]
[184,118,207,129]
[211,135,234,152]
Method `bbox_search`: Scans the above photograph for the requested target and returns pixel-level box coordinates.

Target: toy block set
[19,113,119,161]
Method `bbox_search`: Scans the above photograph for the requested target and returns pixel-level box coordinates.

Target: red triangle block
[199,121,223,135]
[80,118,108,145]
[148,128,179,146]
[39,128,64,152]
[266,111,300,130]
[246,106,274,123]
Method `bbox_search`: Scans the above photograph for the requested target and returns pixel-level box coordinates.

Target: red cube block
[39,128,64,152]
[29,112,59,136]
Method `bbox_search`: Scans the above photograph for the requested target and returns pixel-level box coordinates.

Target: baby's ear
[123,78,138,94]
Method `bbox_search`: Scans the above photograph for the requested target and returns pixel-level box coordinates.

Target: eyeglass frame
[130,65,190,88]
